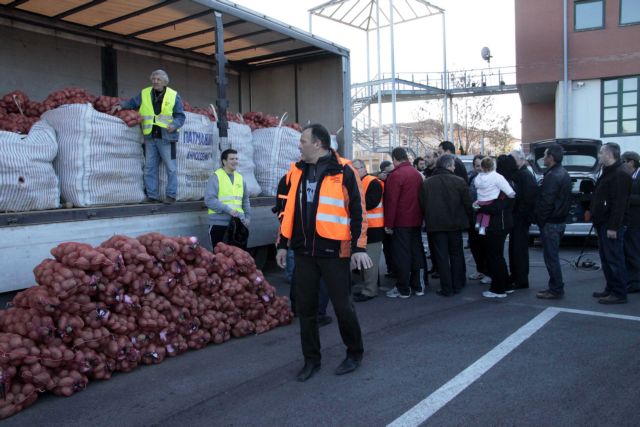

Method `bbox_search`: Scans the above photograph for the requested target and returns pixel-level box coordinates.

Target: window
[602,76,639,137]
[575,0,604,30]
[620,0,640,25]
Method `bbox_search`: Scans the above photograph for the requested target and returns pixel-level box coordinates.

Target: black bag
[225,217,249,249]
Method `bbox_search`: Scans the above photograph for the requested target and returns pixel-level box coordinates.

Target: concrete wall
[522,102,555,149]
[555,78,640,152]
[0,26,102,99]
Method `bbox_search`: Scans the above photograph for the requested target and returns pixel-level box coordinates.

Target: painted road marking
[388,307,640,427]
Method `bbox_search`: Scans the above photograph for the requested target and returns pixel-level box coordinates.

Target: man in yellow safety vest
[205,148,251,249]
[113,69,185,204]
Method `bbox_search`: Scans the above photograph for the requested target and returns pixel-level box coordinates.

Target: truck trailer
[0,0,352,292]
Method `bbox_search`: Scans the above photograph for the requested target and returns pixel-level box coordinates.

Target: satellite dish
[481,47,492,62]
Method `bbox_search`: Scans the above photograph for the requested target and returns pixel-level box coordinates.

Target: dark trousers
[624,226,640,290]
[426,231,439,273]
[540,223,566,295]
[468,226,489,276]
[286,249,330,315]
[391,227,427,294]
[383,233,397,274]
[485,229,510,294]
[431,230,466,295]
[508,218,531,288]
[209,225,228,249]
[294,254,364,362]
[597,224,627,298]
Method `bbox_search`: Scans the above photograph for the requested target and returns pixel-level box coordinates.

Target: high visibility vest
[362,175,384,228]
[208,169,244,215]
[281,159,352,241]
[139,86,178,136]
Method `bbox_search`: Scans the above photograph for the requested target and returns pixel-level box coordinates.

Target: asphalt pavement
[3,238,640,426]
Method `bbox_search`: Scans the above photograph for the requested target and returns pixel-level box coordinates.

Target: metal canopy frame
[309,0,443,31]
[0,0,349,68]
[309,0,447,149]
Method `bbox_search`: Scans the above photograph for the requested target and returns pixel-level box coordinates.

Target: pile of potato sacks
[0,233,292,419]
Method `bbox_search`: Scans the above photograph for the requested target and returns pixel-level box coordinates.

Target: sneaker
[482,290,507,299]
[468,272,485,280]
[386,287,411,299]
[475,222,480,230]
[480,276,492,285]
[479,227,486,236]
[414,287,425,297]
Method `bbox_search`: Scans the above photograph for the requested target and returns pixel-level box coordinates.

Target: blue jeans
[624,226,640,290]
[540,223,566,295]
[286,249,330,316]
[144,138,177,199]
[597,224,627,298]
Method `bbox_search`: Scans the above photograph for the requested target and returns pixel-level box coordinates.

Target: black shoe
[628,287,640,294]
[317,315,332,327]
[296,361,321,382]
[536,290,562,300]
[334,357,360,375]
[592,290,610,298]
[598,294,627,305]
[164,197,176,205]
[512,284,529,290]
[353,293,375,302]
[436,289,452,297]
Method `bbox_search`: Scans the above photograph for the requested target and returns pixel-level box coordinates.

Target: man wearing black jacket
[275,124,372,381]
[438,140,468,182]
[534,144,572,299]
[591,143,632,304]
[509,150,538,289]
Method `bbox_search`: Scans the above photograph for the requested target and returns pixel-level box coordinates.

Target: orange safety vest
[361,175,384,228]
[280,158,356,241]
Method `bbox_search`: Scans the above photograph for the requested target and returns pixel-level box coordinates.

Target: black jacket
[276,151,366,257]
[420,168,472,232]
[512,165,538,224]
[627,169,640,227]
[478,192,514,232]
[362,175,385,243]
[534,163,572,227]
[453,157,468,182]
[590,160,631,230]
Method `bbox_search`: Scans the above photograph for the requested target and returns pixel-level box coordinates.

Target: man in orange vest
[276,123,372,382]
[351,159,384,302]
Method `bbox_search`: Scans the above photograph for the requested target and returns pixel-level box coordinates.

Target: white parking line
[387,307,640,427]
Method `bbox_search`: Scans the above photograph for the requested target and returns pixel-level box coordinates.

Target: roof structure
[0,0,348,67]
[308,0,443,31]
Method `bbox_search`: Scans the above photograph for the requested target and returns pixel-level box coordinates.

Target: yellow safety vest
[139,86,178,136]
[208,169,244,215]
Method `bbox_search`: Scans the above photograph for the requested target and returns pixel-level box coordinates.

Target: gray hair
[436,153,455,170]
[510,149,526,161]
[351,159,365,169]
[150,69,170,84]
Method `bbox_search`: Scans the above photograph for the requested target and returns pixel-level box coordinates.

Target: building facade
[516,0,640,151]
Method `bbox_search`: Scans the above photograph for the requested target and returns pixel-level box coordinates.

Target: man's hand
[351,252,373,270]
[384,227,393,235]
[607,229,617,239]
[167,124,176,133]
[229,210,239,218]
[276,249,287,269]
[110,104,122,114]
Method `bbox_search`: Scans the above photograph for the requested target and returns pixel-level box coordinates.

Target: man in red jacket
[384,147,427,298]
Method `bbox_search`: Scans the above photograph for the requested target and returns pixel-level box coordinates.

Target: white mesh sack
[0,121,59,211]
[252,114,301,196]
[42,104,145,207]
[226,120,261,196]
[159,112,220,201]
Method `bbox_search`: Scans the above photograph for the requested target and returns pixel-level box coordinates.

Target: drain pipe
[563,0,569,138]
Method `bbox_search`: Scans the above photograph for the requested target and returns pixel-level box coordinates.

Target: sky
[232,0,521,138]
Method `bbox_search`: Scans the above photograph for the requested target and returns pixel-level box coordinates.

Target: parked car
[528,138,601,237]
